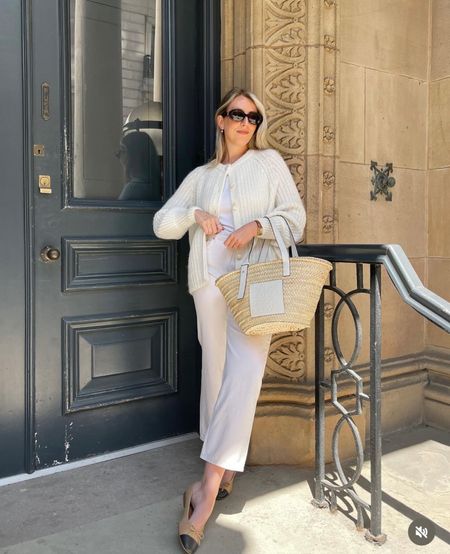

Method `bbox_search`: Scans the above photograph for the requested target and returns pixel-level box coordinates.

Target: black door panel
[28,0,219,470]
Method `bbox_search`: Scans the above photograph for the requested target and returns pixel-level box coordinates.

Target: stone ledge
[425,382,450,406]
[250,351,447,467]
[259,352,430,406]
[423,347,450,430]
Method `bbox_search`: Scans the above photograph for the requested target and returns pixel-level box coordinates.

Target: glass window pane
[70,0,163,201]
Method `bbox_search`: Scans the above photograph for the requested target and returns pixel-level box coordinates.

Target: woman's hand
[224,222,258,249]
[194,209,223,236]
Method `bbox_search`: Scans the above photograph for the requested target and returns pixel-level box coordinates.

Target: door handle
[40,246,61,262]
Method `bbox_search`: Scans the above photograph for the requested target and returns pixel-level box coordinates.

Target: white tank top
[205,176,236,278]
[217,176,234,236]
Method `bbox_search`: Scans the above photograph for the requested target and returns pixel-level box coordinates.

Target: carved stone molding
[324,303,334,319]
[287,158,305,198]
[322,214,335,233]
[324,347,334,364]
[264,0,307,163]
[261,0,308,380]
[323,171,335,189]
[270,117,305,153]
[324,34,336,51]
[323,126,335,142]
[266,332,306,381]
[324,76,336,94]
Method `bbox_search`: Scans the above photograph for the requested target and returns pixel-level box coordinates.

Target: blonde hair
[209,88,269,166]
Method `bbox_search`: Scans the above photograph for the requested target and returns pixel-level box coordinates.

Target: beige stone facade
[220,0,450,466]
[426,0,450,429]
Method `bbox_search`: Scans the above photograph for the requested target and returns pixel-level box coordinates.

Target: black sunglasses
[222,108,263,126]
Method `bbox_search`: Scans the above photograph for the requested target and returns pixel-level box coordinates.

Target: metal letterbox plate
[39,175,52,194]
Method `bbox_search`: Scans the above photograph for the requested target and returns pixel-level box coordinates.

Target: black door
[27,0,219,471]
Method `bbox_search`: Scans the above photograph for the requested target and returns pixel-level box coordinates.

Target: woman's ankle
[192,480,216,506]
[189,487,216,529]
[221,469,236,484]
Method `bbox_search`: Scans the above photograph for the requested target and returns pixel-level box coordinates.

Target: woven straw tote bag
[215,216,332,336]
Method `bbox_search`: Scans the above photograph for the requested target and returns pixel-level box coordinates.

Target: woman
[117,131,161,201]
[153,87,306,553]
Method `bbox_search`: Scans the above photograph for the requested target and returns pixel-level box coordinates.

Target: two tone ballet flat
[179,485,204,554]
[216,472,236,501]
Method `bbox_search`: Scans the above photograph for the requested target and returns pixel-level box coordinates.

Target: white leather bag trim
[236,216,298,300]
[265,216,299,254]
[249,280,285,317]
[269,221,291,276]
[237,264,249,300]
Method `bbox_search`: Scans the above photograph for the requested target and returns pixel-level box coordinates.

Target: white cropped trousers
[192,235,272,472]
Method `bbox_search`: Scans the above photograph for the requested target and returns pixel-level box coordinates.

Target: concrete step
[0,425,448,553]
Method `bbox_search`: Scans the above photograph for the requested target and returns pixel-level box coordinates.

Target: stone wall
[220,0,449,466]
[334,0,450,432]
[336,0,431,434]
[425,0,450,429]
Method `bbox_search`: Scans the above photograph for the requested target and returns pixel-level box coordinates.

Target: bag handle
[266,217,291,276]
[270,215,299,258]
[248,215,298,264]
[237,215,298,300]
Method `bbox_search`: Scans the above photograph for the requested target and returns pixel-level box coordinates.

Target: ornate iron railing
[296,244,450,544]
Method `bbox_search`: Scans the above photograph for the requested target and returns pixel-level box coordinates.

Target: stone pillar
[221,0,363,466]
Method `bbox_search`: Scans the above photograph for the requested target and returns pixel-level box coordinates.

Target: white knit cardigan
[153,148,306,293]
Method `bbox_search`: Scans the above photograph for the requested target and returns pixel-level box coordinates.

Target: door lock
[33,144,45,157]
[40,246,61,263]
